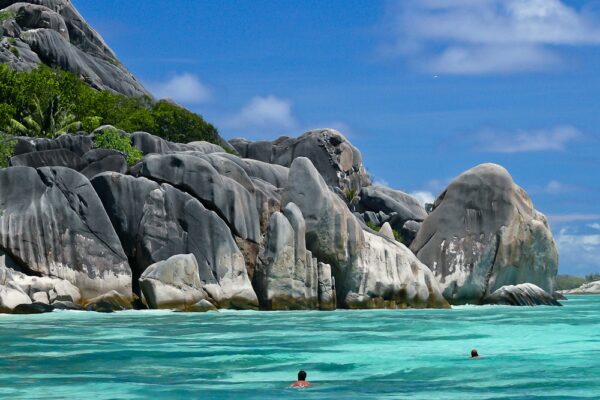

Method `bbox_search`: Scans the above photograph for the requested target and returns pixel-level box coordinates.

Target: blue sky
[74,0,600,276]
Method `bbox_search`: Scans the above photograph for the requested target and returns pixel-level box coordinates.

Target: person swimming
[471,349,480,358]
[289,370,311,388]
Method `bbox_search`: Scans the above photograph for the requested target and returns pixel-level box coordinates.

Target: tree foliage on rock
[0,65,220,144]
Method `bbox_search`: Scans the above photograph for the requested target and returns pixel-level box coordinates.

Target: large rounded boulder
[410,163,558,304]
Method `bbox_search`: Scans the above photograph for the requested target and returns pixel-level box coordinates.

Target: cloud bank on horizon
[382,0,600,74]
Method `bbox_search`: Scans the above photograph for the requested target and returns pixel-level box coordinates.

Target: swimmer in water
[289,370,311,388]
[471,349,480,358]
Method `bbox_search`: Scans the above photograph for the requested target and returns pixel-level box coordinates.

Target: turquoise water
[0,296,599,399]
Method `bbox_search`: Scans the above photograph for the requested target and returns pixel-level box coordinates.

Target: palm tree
[9,95,81,138]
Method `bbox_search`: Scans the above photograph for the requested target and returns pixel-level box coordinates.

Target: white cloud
[226,95,297,132]
[472,125,581,153]
[149,73,211,104]
[556,228,600,273]
[589,223,600,231]
[410,191,436,206]
[381,0,600,74]
[547,214,600,224]
[528,180,575,195]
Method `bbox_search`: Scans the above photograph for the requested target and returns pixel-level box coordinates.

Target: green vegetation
[585,273,600,282]
[0,65,220,144]
[554,275,585,291]
[0,132,16,168]
[9,46,19,57]
[93,127,142,166]
[0,10,15,23]
[366,222,404,243]
[344,188,357,202]
[555,273,600,291]
[425,203,434,213]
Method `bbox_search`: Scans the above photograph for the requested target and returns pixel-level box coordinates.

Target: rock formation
[483,283,561,306]
[561,280,600,295]
[91,172,258,309]
[139,254,210,311]
[284,157,449,309]
[0,0,149,97]
[230,129,370,192]
[410,163,559,305]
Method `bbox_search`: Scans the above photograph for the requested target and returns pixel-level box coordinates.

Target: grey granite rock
[253,203,320,310]
[91,173,258,309]
[139,254,210,310]
[9,148,86,170]
[80,149,127,179]
[284,157,448,309]
[483,283,561,306]
[230,129,370,191]
[138,154,261,242]
[317,261,335,310]
[0,166,132,300]
[357,185,428,223]
[83,290,132,312]
[0,0,149,97]
[411,163,559,305]
[561,280,600,295]
[131,131,225,156]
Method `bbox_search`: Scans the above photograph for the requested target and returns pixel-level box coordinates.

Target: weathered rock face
[411,163,559,305]
[0,0,149,97]
[10,134,128,179]
[138,154,261,243]
[253,203,324,310]
[139,254,209,310]
[356,185,427,222]
[131,131,225,156]
[562,280,600,295]
[483,283,561,306]
[284,157,448,309]
[0,263,81,312]
[230,129,370,192]
[0,166,132,300]
[91,172,258,309]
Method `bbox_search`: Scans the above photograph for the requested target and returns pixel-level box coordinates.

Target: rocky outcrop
[131,131,225,156]
[356,185,427,222]
[0,0,149,97]
[410,163,559,305]
[483,283,561,306]
[91,172,258,309]
[138,153,261,242]
[284,157,448,309]
[230,129,370,192]
[139,254,210,311]
[10,134,128,179]
[253,203,324,310]
[0,166,132,300]
[0,263,81,312]
[561,280,600,295]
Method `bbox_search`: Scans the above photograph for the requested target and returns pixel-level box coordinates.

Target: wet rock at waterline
[0,166,132,301]
[91,172,258,309]
[284,157,449,309]
[483,283,561,307]
[139,254,211,311]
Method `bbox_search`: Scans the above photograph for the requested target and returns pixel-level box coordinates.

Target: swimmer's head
[471,349,479,358]
[298,370,307,381]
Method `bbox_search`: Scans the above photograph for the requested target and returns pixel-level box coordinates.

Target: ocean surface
[0,296,599,400]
